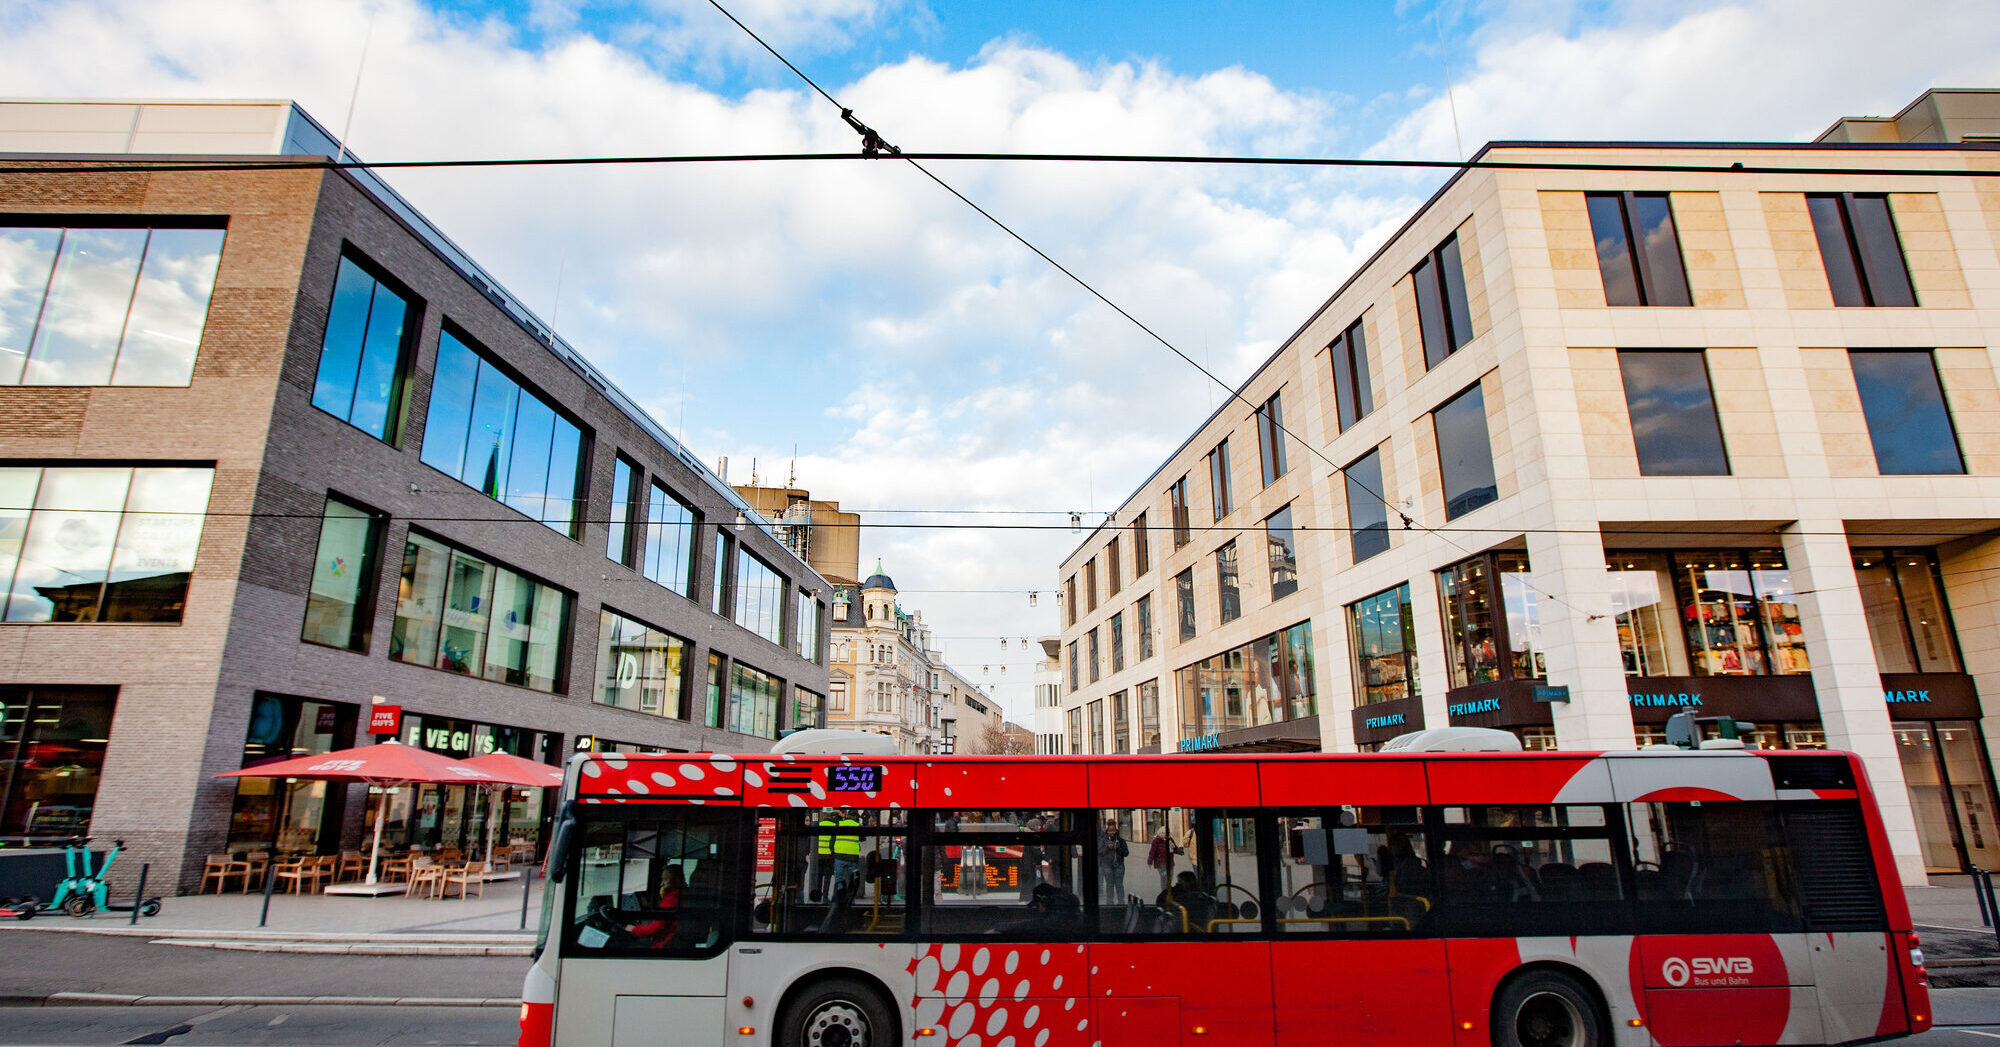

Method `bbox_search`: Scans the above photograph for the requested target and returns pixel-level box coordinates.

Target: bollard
[520,865,535,930]
[1986,871,2000,953]
[130,863,149,926]
[1978,868,1993,927]
[259,859,278,928]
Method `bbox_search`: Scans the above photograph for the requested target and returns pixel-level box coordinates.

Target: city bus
[518,743,1930,1047]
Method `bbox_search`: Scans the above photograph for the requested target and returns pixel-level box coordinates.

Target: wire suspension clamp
[840,108,900,157]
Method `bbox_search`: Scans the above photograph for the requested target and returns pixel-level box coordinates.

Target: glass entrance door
[1894,720,2000,872]
[1938,721,2000,870]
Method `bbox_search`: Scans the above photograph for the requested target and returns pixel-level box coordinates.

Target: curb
[0,993,517,1008]
[156,940,532,956]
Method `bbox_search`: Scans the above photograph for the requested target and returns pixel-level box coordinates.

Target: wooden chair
[199,855,234,895]
[381,855,414,883]
[234,852,271,893]
[441,861,486,900]
[335,850,367,882]
[274,855,334,894]
[438,847,463,865]
[408,860,447,899]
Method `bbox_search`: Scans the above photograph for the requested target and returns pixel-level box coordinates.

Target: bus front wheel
[779,978,895,1047]
[1492,969,1606,1047]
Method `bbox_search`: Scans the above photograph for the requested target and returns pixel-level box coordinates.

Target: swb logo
[1662,956,1754,986]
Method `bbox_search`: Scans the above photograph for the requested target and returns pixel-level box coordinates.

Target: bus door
[1090,807,1275,1046]
[551,806,739,1047]
[1628,800,1820,1047]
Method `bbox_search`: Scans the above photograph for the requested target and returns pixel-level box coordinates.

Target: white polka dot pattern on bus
[909,943,1099,1047]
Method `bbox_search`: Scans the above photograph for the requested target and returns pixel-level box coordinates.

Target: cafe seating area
[199,844,527,898]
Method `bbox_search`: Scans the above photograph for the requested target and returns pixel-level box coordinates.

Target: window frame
[1344,449,1390,563]
[1169,476,1192,548]
[1265,504,1299,601]
[1131,512,1150,576]
[1585,192,1692,307]
[312,247,419,444]
[1848,349,1965,475]
[1208,439,1233,521]
[1412,233,1474,370]
[1617,349,1731,477]
[1807,193,1916,308]
[1432,381,1499,521]
[1256,392,1288,487]
[299,492,388,652]
[1216,539,1241,625]
[1328,318,1373,432]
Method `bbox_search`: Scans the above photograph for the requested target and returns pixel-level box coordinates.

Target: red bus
[519,746,1929,1047]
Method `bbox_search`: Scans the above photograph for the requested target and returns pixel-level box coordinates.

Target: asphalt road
[0,1005,514,1046]
[0,933,523,1002]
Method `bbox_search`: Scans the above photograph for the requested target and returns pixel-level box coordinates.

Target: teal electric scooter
[49,839,161,919]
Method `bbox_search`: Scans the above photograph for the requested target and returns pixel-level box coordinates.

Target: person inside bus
[829,808,863,896]
[997,882,1082,936]
[1160,870,1216,932]
[621,865,685,949]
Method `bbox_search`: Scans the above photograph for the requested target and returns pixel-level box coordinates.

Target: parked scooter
[0,898,38,920]
[48,839,161,919]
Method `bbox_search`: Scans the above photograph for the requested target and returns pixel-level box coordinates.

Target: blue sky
[3,0,1997,717]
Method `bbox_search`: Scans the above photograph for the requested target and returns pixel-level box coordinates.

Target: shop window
[1329,318,1373,432]
[1807,193,1915,307]
[1,222,224,387]
[1344,450,1389,562]
[1438,805,1628,937]
[1087,628,1101,684]
[1169,475,1192,548]
[1132,512,1150,575]
[1849,350,1964,475]
[389,531,571,691]
[302,495,386,651]
[1265,505,1299,599]
[1670,551,1809,676]
[1176,568,1197,642]
[1090,699,1106,753]
[726,662,782,738]
[746,810,907,936]
[1110,612,1126,673]
[1136,594,1155,660]
[1618,350,1729,476]
[595,609,689,718]
[1216,540,1241,624]
[1412,233,1475,369]
[1432,383,1498,521]
[1436,553,1541,688]
[1208,438,1233,520]
[918,811,1084,937]
[419,330,585,537]
[565,808,738,957]
[1855,549,1961,673]
[1,465,213,624]
[732,550,786,647]
[1176,622,1316,742]
[0,686,117,840]
[1606,552,1685,677]
[1107,537,1122,596]
[1349,584,1419,706]
[229,695,351,855]
[1256,392,1288,486]
[312,253,413,441]
[605,456,640,567]
[1586,193,1691,306]
[1139,680,1161,749]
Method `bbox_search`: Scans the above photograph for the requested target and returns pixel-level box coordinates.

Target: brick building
[0,99,831,890]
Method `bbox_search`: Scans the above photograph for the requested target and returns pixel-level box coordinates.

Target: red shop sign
[368,705,403,735]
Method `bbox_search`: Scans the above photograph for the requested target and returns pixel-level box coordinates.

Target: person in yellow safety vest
[829,808,863,894]
[811,815,836,901]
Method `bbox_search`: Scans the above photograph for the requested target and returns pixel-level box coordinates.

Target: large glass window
[606,456,639,567]
[595,609,689,718]
[389,532,571,691]
[1,465,212,624]
[790,687,822,731]
[642,482,698,597]
[1628,802,1809,935]
[1176,568,1197,642]
[1216,540,1241,624]
[1849,350,1963,475]
[1854,549,1960,673]
[1208,439,1233,520]
[1087,627,1101,683]
[1107,537,1122,596]
[796,589,821,663]
[746,809,907,934]
[1136,594,1155,661]
[1090,699,1106,754]
[1586,192,1691,307]
[313,255,413,442]
[1176,622,1314,740]
[710,532,731,616]
[1350,584,1419,706]
[1329,318,1373,432]
[1068,707,1084,756]
[301,495,385,651]
[1085,559,1098,612]
[1256,392,1288,486]
[1438,805,1627,937]
[1139,679,1161,749]
[733,550,786,647]
[564,808,737,957]
[1169,475,1191,548]
[1,223,224,387]
[1807,194,1915,307]
[727,662,781,738]
[0,686,116,840]
[1110,612,1126,673]
[1607,552,1687,677]
[1345,449,1389,562]
[1112,690,1130,753]
[1412,233,1475,369]
[1266,505,1299,600]
[1618,350,1729,475]
[1132,512,1150,575]
[1067,640,1079,692]
[1670,550,1808,676]
[418,330,585,537]
[918,810,1085,935]
[1271,805,1433,937]
[1432,382,1498,521]
[1064,575,1077,626]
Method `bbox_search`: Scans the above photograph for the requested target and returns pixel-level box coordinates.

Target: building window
[1328,318,1373,432]
[1349,584,1419,706]
[704,653,725,728]
[1585,192,1691,306]
[1138,679,1160,750]
[796,589,821,663]
[1208,438,1233,520]
[1087,627,1101,683]
[1106,537,1122,596]
[1432,382,1498,521]
[1110,611,1126,673]
[830,680,848,713]
[1618,350,1729,476]
[1084,558,1099,612]
[595,609,689,717]
[1175,569,1197,642]
[1854,549,1961,674]
[1216,540,1241,625]
[1808,194,1915,307]
[1263,505,1299,602]
[1068,707,1084,756]
[727,662,782,738]
[1064,574,1077,626]
[389,531,570,691]
[1068,640,1079,692]
[419,330,585,537]
[1132,512,1150,575]
[1111,690,1130,754]
[1256,392,1288,486]
[1849,350,1964,475]
[710,531,732,616]
[1136,594,1155,660]
[641,481,699,597]
[1089,699,1106,754]
[313,253,414,442]
[1175,622,1314,742]
[790,687,823,732]
[1344,449,1389,562]
[1169,476,1192,548]
[1412,232,1474,369]
[733,550,786,647]
[606,456,640,567]
[0,686,116,840]
[1,465,213,624]
[1605,550,1808,677]
[301,495,385,651]
[1436,552,1543,689]
[1,223,224,387]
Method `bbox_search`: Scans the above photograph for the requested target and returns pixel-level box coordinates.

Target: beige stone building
[1056,89,2000,882]
[732,484,862,588]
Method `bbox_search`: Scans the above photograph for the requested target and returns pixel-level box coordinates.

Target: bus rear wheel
[780,978,894,1047]
[1493,970,1606,1047]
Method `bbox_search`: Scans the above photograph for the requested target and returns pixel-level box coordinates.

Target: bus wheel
[1493,970,1605,1047]
[780,978,893,1047]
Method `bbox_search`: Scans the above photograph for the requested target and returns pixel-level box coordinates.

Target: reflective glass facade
[0,224,224,387]
[301,495,385,651]
[1174,622,1315,741]
[727,662,781,738]
[594,609,690,718]
[312,255,412,441]
[1432,383,1498,521]
[642,481,697,596]
[0,465,212,623]
[1849,350,1963,475]
[733,548,786,647]
[419,330,585,536]
[1349,584,1419,706]
[389,531,571,691]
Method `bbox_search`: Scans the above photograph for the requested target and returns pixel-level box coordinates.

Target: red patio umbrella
[217,741,502,886]
[458,753,566,864]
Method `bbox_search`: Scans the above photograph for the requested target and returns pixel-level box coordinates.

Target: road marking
[267,1013,289,1027]
[1958,1029,2000,1040]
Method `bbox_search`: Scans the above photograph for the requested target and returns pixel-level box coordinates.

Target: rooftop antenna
[749,458,759,487]
[788,445,797,488]
[549,252,566,326]
[335,13,376,167]
[1436,5,1465,161]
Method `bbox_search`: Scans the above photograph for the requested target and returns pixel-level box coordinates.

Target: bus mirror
[1663,711,1697,749]
[546,802,579,883]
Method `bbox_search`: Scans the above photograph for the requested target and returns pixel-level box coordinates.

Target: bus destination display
[827,765,882,792]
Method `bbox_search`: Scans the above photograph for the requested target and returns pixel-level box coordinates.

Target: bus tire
[1492,969,1607,1047]
[778,977,895,1047]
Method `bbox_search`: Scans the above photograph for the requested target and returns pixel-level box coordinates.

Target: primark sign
[1362,712,1407,731]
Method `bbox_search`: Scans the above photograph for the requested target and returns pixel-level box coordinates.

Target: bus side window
[1629,801,1805,935]
[750,810,909,938]
[1095,807,1195,935]
[564,810,737,957]
[1271,807,1431,937]
[1435,805,1628,938]
[916,809,1085,938]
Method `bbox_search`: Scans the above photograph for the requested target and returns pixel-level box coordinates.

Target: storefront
[363,713,561,858]
[226,693,357,855]
[0,685,117,841]
[1348,583,1425,750]
[1436,550,1557,748]
[1174,621,1319,753]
